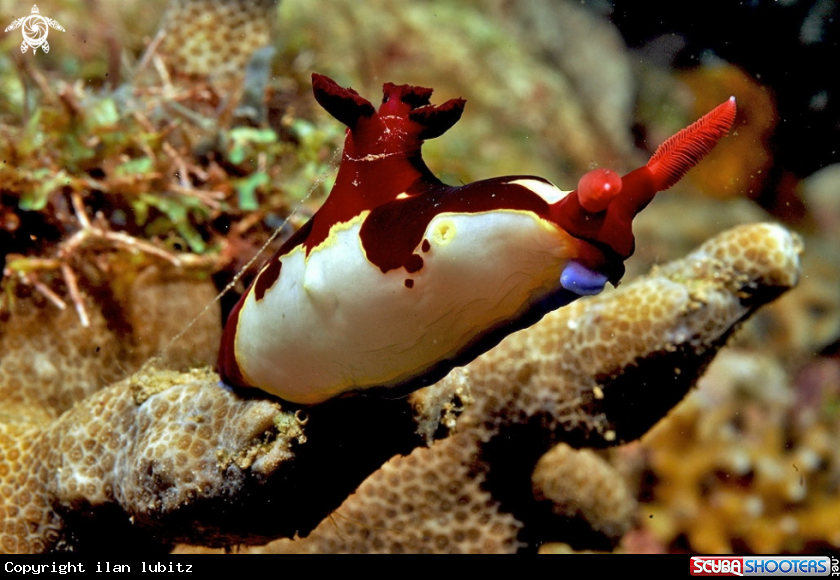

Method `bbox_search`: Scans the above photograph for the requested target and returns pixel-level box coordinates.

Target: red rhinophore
[552,97,737,261]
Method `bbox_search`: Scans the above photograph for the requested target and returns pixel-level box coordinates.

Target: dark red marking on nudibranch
[359,178,554,274]
[254,258,282,301]
[404,254,424,274]
[218,295,248,387]
[404,279,414,289]
[421,239,431,253]
[246,218,314,302]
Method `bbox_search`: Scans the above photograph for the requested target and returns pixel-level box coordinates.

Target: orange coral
[680,64,776,199]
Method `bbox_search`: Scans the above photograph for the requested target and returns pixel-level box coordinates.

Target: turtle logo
[4,5,65,54]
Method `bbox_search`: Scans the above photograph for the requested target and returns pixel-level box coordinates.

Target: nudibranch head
[218,76,736,405]
[311,73,466,160]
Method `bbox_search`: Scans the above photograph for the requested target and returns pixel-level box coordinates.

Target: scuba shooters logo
[691,556,837,576]
[692,558,744,576]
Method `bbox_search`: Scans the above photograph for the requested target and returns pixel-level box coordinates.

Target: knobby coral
[155,0,280,82]
[0,222,800,553]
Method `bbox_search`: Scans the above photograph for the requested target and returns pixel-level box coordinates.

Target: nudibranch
[218,74,736,405]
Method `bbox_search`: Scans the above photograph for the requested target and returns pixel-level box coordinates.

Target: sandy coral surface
[0,222,800,552]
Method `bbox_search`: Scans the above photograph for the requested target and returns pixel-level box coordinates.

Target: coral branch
[252,223,802,554]
[0,223,800,552]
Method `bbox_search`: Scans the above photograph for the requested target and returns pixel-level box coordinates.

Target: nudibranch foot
[560,261,609,296]
[218,75,736,405]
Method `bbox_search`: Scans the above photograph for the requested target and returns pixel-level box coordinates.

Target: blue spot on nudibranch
[560,261,608,296]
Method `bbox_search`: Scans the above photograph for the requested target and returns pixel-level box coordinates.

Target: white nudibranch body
[228,210,578,404]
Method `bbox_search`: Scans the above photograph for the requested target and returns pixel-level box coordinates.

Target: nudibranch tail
[218,75,737,405]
